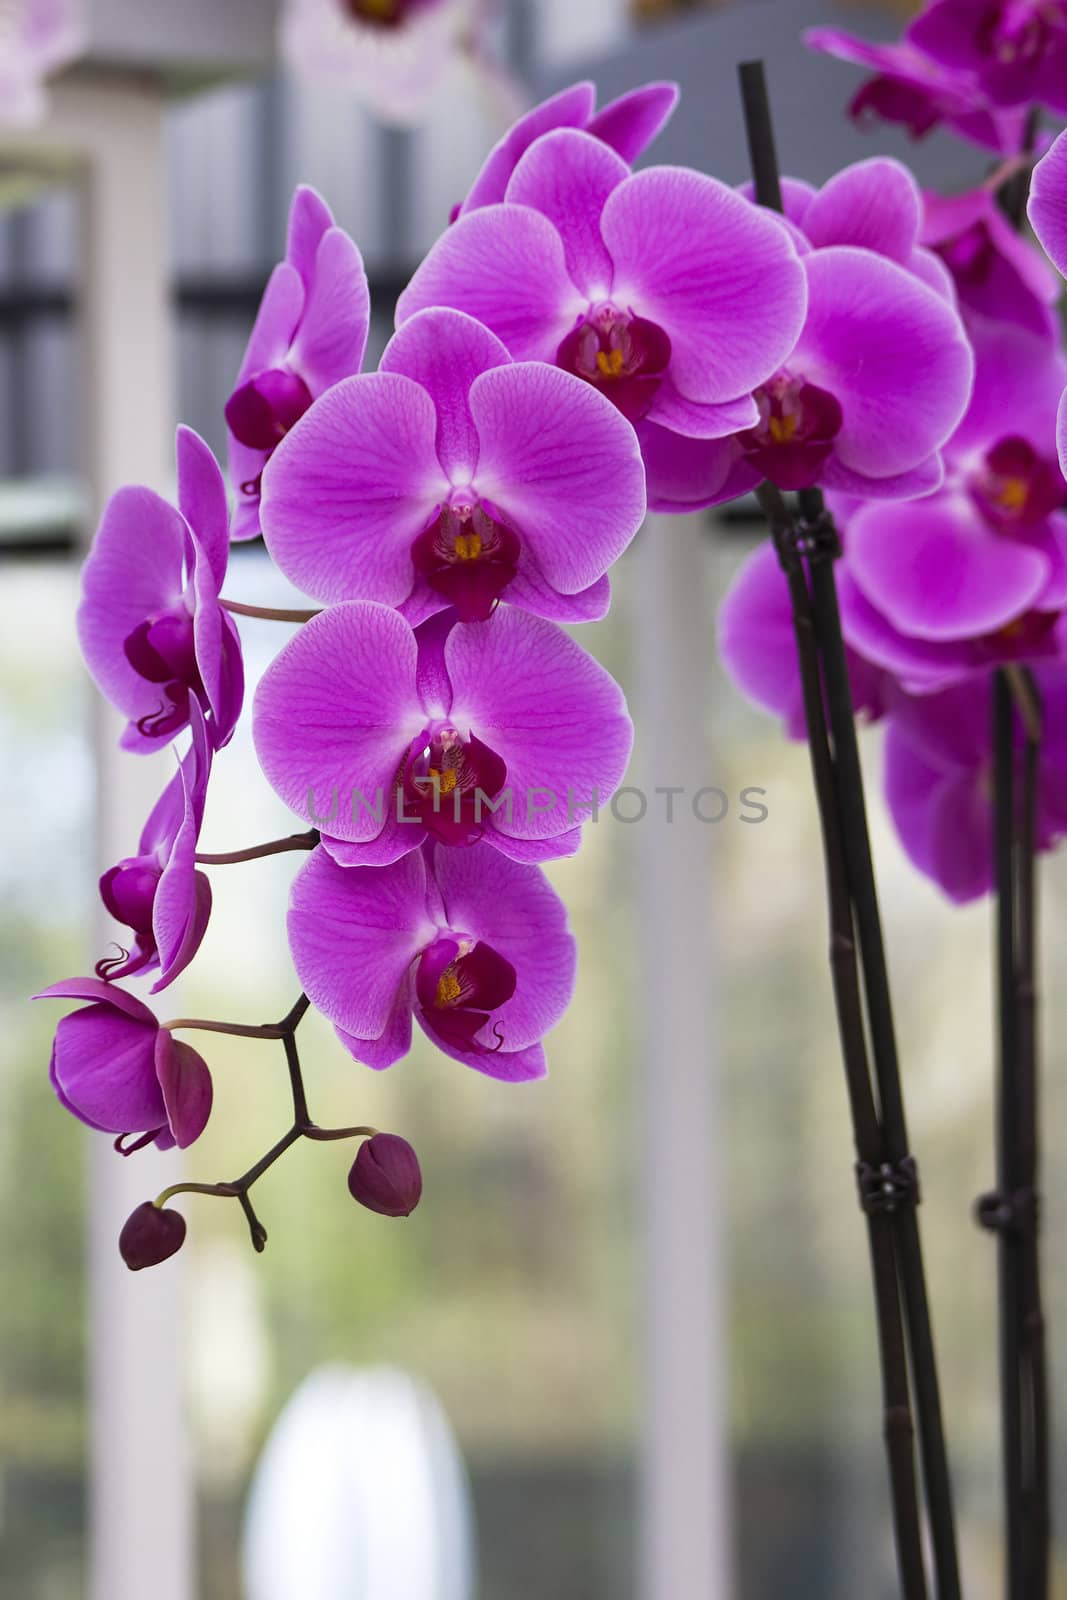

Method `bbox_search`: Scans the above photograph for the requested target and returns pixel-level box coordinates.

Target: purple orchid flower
[640,237,974,513]
[253,601,631,865]
[279,0,490,126]
[227,185,370,542]
[1028,128,1067,477]
[1030,126,1067,279]
[922,185,1061,339]
[717,540,890,740]
[455,79,680,217]
[288,841,577,1081]
[842,318,1067,673]
[32,979,213,1151]
[908,0,1067,115]
[742,157,956,298]
[0,0,84,127]
[884,668,1067,902]
[396,129,808,450]
[96,696,213,991]
[78,427,244,753]
[261,306,646,625]
[838,562,1067,694]
[804,26,1032,152]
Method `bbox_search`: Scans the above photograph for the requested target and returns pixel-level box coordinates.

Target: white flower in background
[0,0,85,126]
[280,0,496,126]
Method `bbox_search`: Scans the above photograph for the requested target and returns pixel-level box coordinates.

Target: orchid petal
[261,372,448,605]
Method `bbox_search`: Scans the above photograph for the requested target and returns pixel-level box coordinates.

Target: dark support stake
[739,60,961,1600]
[981,670,1049,1600]
[757,485,928,1599]
[802,495,960,1600]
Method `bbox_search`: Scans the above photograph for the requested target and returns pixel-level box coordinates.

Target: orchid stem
[802,488,961,1600]
[163,992,312,1044]
[989,669,1048,1600]
[220,598,320,624]
[152,994,374,1254]
[742,60,962,1600]
[755,484,929,1600]
[984,112,1050,1600]
[162,1018,285,1040]
[196,830,318,865]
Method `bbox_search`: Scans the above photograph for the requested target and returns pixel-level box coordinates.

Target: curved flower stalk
[279,0,495,127]
[227,185,370,541]
[0,0,84,127]
[77,426,244,752]
[261,305,646,623]
[253,602,632,863]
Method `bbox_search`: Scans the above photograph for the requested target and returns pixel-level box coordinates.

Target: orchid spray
[32,14,1067,1594]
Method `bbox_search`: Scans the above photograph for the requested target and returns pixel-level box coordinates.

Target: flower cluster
[721,3,1067,902]
[39,55,997,1261]
[807,0,1067,151]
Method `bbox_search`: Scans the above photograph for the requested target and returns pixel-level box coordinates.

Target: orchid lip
[410,498,521,623]
[399,724,508,845]
[555,303,672,425]
[738,371,844,490]
[414,934,518,1053]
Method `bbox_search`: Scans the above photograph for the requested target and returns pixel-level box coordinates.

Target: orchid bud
[119,1201,187,1271]
[348,1134,422,1217]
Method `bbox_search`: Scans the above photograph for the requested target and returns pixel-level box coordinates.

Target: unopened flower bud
[119,1201,187,1271]
[348,1133,422,1217]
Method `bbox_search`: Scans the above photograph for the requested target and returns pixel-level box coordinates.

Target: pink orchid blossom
[923,185,1061,339]
[227,185,370,541]
[908,0,1067,115]
[640,227,974,512]
[455,79,679,217]
[397,128,808,450]
[33,980,212,1150]
[885,668,1067,902]
[288,842,576,1081]
[805,25,1033,151]
[254,603,631,865]
[96,697,213,991]
[78,428,244,753]
[261,306,646,625]
[841,318,1067,673]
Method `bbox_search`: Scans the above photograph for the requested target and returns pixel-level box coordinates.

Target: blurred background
[4,0,1067,1596]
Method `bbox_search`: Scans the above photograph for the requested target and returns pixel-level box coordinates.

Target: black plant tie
[856,1156,921,1216]
[796,507,842,564]
[975,1186,1039,1237]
